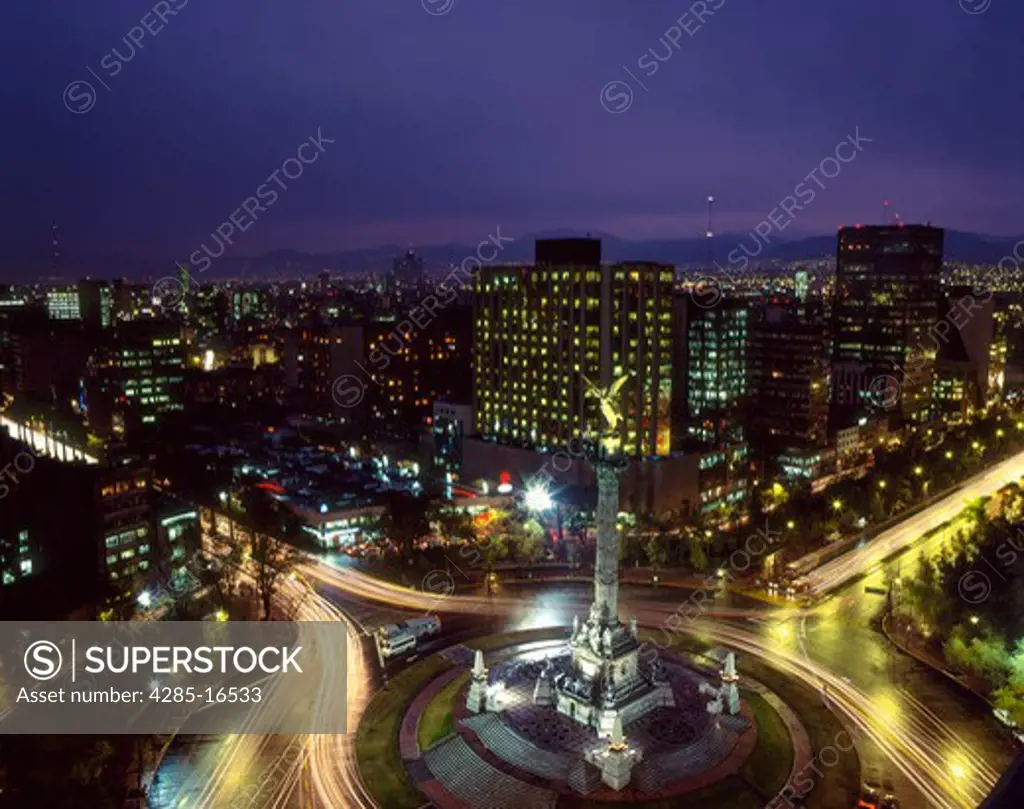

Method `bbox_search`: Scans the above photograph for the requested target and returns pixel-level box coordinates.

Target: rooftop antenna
[51,220,60,275]
[706,195,715,268]
[882,199,890,224]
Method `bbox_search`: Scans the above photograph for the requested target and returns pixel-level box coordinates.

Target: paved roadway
[154,444,1024,809]
[799,448,1024,595]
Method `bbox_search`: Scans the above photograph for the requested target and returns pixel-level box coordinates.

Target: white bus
[375,617,441,659]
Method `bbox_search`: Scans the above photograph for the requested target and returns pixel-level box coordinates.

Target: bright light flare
[524,484,553,512]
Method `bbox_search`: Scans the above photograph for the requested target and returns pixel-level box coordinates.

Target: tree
[380,491,431,561]
[241,489,301,619]
[250,531,301,619]
[516,518,546,564]
[432,507,477,546]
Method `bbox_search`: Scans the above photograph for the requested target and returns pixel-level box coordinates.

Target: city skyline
[3,0,1023,266]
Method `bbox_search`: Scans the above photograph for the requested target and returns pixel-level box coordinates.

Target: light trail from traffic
[799,448,1024,596]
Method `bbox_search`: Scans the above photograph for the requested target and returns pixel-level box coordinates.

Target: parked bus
[375,617,442,659]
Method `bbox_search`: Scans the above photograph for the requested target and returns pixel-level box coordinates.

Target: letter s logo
[25,641,63,680]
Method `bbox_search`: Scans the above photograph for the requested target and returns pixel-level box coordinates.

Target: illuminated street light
[786,520,795,529]
[878,480,887,489]
[832,499,843,511]
[945,450,954,460]
[970,615,980,625]
[524,484,553,512]
[914,466,923,476]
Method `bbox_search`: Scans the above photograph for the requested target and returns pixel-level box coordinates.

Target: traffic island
[357,627,819,809]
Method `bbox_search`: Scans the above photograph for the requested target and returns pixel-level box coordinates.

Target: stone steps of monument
[567,759,603,795]
[635,722,735,794]
[719,713,750,734]
[424,734,557,809]
[463,713,571,781]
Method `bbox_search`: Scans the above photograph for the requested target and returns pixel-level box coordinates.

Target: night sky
[3,0,1022,264]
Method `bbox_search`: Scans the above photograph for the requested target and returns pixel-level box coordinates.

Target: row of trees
[897,487,1024,723]
[627,407,1024,572]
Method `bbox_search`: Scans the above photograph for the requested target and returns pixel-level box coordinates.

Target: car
[858,780,883,809]
[880,794,900,809]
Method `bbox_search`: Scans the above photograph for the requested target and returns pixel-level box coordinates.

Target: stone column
[593,461,623,623]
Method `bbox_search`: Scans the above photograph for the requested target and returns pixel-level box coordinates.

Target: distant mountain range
[8,229,1022,283]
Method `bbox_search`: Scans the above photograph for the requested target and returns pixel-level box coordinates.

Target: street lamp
[832,499,843,511]
[878,480,887,489]
[913,466,923,476]
[786,520,795,530]
[970,615,980,625]
[524,484,553,512]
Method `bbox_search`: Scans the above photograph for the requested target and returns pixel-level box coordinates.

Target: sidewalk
[881,612,992,702]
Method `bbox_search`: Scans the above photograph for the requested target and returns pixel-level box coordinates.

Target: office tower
[231,287,270,322]
[46,287,81,321]
[0,433,153,614]
[393,249,425,287]
[289,304,471,437]
[673,294,748,445]
[794,270,810,302]
[831,224,943,427]
[748,301,830,461]
[473,238,675,458]
[78,279,112,328]
[83,322,186,438]
[0,316,97,405]
[932,286,994,421]
[432,399,473,475]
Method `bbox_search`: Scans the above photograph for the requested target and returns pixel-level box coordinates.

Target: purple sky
[2,0,1022,264]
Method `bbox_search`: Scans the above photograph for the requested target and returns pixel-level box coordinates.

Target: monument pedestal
[466,650,488,714]
[584,717,642,791]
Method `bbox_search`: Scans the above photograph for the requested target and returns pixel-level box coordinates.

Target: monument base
[553,608,675,738]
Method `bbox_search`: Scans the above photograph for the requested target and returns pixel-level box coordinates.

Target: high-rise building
[83,322,186,438]
[231,288,270,323]
[831,224,943,427]
[287,304,471,437]
[0,433,153,614]
[748,301,830,462]
[794,270,810,302]
[932,286,994,421]
[673,295,748,445]
[393,249,425,287]
[472,239,675,458]
[78,279,113,328]
[46,287,80,321]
